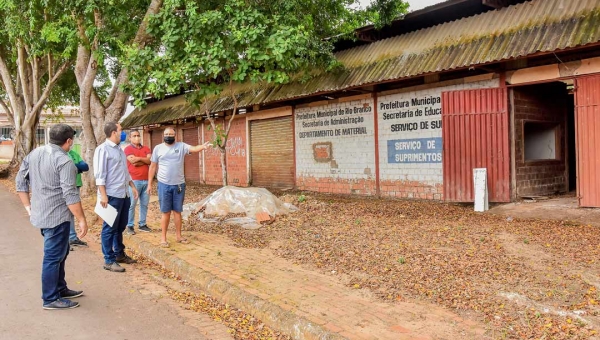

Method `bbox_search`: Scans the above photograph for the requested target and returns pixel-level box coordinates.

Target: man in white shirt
[94,122,139,272]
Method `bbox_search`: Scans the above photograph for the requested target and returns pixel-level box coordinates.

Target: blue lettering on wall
[387,137,443,163]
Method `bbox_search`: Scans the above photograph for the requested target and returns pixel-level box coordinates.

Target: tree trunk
[74,0,164,194]
[11,123,37,167]
[220,146,227,186]
[0,48,69,167]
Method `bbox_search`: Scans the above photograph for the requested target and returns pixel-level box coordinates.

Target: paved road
[0,186,219,340]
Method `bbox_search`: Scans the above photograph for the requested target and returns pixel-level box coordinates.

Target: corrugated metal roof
[122,0,600,128]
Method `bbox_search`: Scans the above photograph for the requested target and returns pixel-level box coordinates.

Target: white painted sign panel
[295,97,376,180]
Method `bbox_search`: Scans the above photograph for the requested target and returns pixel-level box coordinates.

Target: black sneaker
[43,298,79,310]
[103,262,126,272]
[60,288,84,299]
[126,227,136,235]
[69,239,88,247]
[115,254,137,264]
[138,225,152,233]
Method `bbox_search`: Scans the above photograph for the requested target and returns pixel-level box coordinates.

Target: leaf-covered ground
[0,174,290,340]
[3,168,598,339]
[133,252,292,340]
[178,184,600,340]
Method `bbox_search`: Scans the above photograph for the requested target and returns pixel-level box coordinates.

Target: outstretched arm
[189,141,212,153]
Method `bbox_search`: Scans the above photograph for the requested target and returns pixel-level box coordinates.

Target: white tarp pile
[181,186,298,229]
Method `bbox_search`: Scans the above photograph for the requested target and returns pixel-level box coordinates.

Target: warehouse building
[122,0,600,207]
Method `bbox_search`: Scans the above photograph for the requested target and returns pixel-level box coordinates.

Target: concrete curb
[126,236,346,340]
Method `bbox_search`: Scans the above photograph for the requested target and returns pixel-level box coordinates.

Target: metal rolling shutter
[182,127,201,182]
[250,116,294,189]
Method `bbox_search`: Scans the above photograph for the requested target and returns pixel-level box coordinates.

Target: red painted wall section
[296,177,377,195]
[182,127,201,182]
[442,87,510,202]
[379,180,443,200]
[203,117,249,186]
[576,75,600,207]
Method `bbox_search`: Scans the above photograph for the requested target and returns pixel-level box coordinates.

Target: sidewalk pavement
[0,185,220,340]
[125,231,488,340]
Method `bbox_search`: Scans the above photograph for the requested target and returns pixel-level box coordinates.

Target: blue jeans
[69,187,81,241]
[158,182,186,213]
[127,180,149,228]
[101,196,131,264]
[41,222,70,304]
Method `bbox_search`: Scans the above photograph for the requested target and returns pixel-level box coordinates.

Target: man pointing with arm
[147,127,210,247]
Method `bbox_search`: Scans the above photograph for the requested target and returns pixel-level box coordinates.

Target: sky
[358,0,446,11]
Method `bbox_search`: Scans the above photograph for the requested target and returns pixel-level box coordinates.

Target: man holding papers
[93,122,139,273]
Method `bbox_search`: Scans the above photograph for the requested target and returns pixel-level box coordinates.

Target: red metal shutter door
[442,88,510,202]
[183,127,201,182]
[250,116,295,189]
[575,75,600,207]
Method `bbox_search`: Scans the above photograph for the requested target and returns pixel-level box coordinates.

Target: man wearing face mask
[147,127,211,247]
[93,122,139,272]
[124,130,152,235]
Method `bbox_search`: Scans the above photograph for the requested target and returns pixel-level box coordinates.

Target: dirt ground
[0,171,289,340]
[4,161,599,339]
[490,194,600,228]
[165,184,600,340]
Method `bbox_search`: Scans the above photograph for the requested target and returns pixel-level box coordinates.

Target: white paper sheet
[94,201,118,227]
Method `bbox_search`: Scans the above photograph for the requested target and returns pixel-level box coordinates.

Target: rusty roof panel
[122,0,600,128]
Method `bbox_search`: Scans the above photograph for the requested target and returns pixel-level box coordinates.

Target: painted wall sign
[377,79,499,188]
[387,137,442,163]
[296,104,372,139]
[295,97,375,180]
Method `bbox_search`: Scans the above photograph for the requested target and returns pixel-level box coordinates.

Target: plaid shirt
[16,144,79,229]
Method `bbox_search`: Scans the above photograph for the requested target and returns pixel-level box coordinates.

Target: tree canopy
[0,0,78,162]
[123,0,408,186]
[125,0,409,107]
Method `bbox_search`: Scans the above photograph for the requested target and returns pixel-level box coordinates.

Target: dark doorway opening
[512,82,569,198]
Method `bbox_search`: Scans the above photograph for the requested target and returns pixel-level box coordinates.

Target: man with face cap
[93,122,139,272]
[147,127,211,247]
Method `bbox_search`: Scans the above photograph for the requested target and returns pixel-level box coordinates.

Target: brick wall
[513,83,567,197]
[202,117,249,186]
[142,130,151,150]
[295,95,376,195]
[182,126,201,182]
[377,77,499,200]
